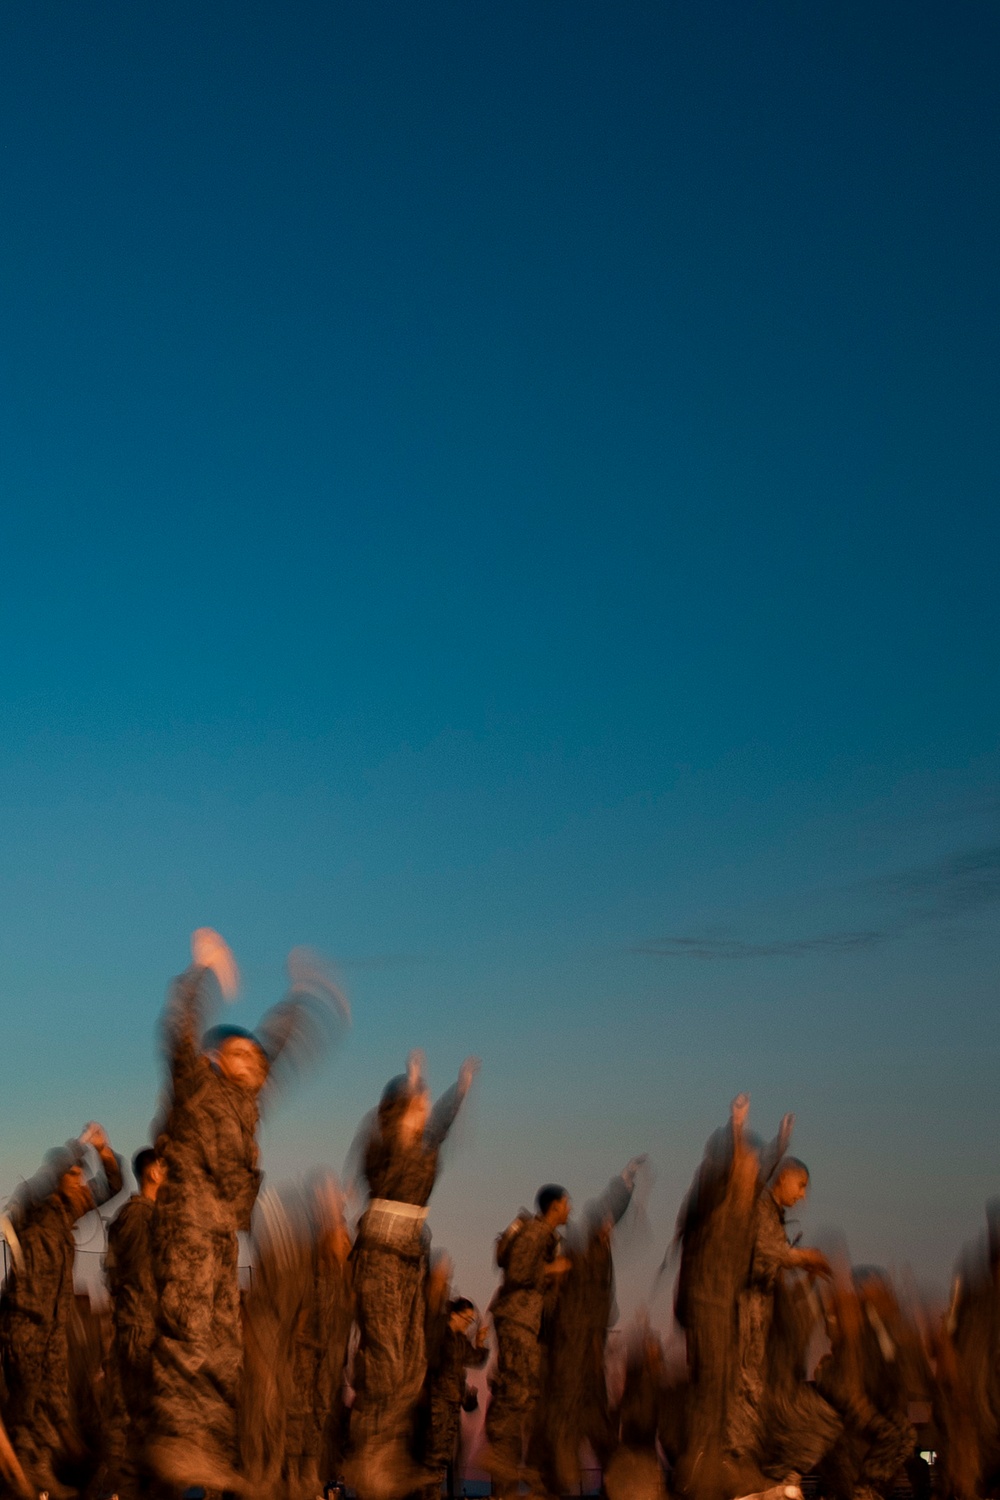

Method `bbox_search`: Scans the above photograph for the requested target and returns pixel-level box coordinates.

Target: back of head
[536,1183,568,1217]
[449,1296,475,1316]
[132,1147,159,1186]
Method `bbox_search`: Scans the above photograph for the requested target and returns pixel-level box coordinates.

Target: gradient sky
[1,2,998,1317]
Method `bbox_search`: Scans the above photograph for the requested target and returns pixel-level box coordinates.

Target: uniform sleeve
[504,1220,553,1290]
[13,1211,66,1326]
[750,1195,796,1285]
[426,1082,463,1148]
[162,967,209,1099]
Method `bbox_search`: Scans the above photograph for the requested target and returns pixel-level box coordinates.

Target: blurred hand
[406,1049,426,1090]
[798,1248,833,1280]
[731,1093,750,1131]
[80,1122,109,1153]
[623,1154,648,1188]
[458,1056,481,1095]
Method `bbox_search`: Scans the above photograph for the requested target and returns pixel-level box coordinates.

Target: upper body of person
[490,1184,573,1335]
[360,1051,480,1210]
[106,1146,167,1349]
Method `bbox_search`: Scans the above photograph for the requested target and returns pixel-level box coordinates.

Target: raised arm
[427,1056,480,1147]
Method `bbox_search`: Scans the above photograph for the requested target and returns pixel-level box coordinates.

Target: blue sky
[1,1,998,1314]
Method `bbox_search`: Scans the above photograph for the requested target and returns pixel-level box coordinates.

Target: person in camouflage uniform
[536,1158,645,1495]
[0,1124,122,1500]
[347,1050,479,1500]
[105,1145,167,1499]
[148,934,348,1495]
[284,1184,354,1500]
[483,1184,572,1498]
[417,1296,488,1498]
[728,1156,831,1473]
[147,963,266,1493]
[814,1268,917,1500]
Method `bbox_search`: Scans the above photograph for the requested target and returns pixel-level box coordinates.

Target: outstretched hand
[458,1056,481,1096]
[776,1111,795,1157]
[80,1122,109,1153]
[797,1247,833,1280]
[623,1154,648,1188]
[406,1049,426,1090]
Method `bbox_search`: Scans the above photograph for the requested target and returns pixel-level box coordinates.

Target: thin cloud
[873,844,1000,918]
[632,931,887,961]
[635,843,1000,962]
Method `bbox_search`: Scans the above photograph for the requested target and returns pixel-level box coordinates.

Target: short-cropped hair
[536,1183,569,1216]
[132,1147,160,1183]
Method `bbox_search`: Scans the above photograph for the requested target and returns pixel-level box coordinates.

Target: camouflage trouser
[486,1318,541,1483]
[111,1330,160,1499]
[424,1389,461,1476]
[0,1316,68,1480]
[151,1218,242,1479]
[351,1243,426,1450]
[818,1413,915,1500]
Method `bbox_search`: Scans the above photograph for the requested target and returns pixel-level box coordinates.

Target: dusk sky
[1,2,998,1317]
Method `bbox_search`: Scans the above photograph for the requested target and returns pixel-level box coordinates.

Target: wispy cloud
[871,844,1000,918]
[632,931,887,961]
[634,843,1000,961]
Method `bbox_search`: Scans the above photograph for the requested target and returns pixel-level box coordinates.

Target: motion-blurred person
[417,1296,488,1500]
[672,1095,788,1500]
[536,1155,647,1495]
[346,1050,478,1500]
[285,1176,354,1500]
[482,1183,572,1498]
[934,1204,1000,1498]
[604,1326,669,1500]
[105,1145,167,1499]
[728,1155,831,1476]
[0,1124,122,1499]
[148,933,348,1494]
[814,1267,916,1500]
[756,1268,840,1484]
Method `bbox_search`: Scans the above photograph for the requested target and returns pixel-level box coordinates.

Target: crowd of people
[0,931,998,1500]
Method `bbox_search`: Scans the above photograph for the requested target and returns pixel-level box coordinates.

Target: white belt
[369,1198,428,1222]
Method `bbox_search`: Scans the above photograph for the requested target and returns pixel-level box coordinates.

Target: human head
[203,1024,270,1094]
[771,1156,810,1209]
[132,1147,167,1198]
[536,1183,571,1226]
[379,1072,430,1144]
[448,1295,476,1332]
[58,1163,96,1221]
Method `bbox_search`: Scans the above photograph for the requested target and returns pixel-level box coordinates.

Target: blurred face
[60,1165,96,1221]
[215,1036,269,1094]
[399,1087,430,1143]
[773,1167,809,1209]
[548,1194,571,1227]
[143,1159,168,1198]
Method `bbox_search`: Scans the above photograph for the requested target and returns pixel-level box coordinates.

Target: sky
[1,1,998,1318]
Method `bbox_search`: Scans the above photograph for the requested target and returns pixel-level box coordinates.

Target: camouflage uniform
[420,1322,488,1489]
[815,1301,916,1500]
[106,1194,159,1497]
[348,1086,462,1497]
[534,1173,635,1493]
[486,1215,559,1493]
[728,1188,800,1458]
[148,971,262,1490]
[285,1243,354,1497]
[0,1142,122,1492]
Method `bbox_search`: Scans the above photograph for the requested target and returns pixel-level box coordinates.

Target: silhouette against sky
[1,2,998,1314]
